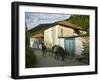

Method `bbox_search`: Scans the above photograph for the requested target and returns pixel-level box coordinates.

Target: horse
[52,45,66,61]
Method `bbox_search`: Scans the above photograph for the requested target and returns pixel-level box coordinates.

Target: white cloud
[25,12,71,30]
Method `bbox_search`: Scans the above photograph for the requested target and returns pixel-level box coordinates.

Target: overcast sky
[25,12,71,30]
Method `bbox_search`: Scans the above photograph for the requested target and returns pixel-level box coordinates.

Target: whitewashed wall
[44,25,61,49]
[44,25,76,49]
[75,37,84,56]
[30,38,35,47]
[57,25,76,37]
[59,38,65,49]
[54,25,59,45]
[44,25,86,56]
[44,27,53,48]
[30,38,40,48]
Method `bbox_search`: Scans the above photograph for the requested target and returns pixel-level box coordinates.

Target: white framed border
[18,5,96,76]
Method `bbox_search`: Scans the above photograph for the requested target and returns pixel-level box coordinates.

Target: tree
[68,15,89,32]
[25,23,37,68]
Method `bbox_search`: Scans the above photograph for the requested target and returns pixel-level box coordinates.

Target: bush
[82,36,89,58]
[26,47,37,68]
[81,36,89,64]
[25,27,37,68]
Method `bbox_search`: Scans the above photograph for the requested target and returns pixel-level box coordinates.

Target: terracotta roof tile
[57,20,82,30]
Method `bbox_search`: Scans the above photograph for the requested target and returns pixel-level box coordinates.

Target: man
[41,43,47,57]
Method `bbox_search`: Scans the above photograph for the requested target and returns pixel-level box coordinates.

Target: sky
[25,12,71,30]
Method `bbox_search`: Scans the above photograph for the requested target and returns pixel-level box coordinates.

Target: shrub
[26,47,37,68]
[82,36,89,58]
[25,26,37,68]
[81,36,89,64]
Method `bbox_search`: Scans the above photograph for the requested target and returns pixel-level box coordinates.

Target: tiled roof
[32,33,44,38]
[57,20,82,30]
[29,20,82,36]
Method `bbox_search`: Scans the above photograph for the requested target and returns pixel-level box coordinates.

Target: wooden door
[64,38,75,56]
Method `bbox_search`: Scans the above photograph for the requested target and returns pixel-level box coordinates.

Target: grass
[26,47,37,68]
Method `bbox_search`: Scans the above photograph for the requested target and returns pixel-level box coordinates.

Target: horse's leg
[62,56,64,61]
[42,50,44,57]
[55,53,57,59]
[57,53,59,60]
[62,53,65,61]
[44,50,46,57]
[55,52,58,60]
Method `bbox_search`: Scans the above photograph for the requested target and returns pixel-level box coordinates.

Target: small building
[29,20,88,56]
[30,33,44,49]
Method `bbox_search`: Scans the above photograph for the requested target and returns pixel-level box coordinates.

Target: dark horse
[52,45,66,61]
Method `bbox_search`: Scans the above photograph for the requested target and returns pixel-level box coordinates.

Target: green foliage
[82,36,89,58]
[81,36,89,64]
[26,47,37,68]
[68,15,89,31]
[25,25,37,68]
[26,30,30,47]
